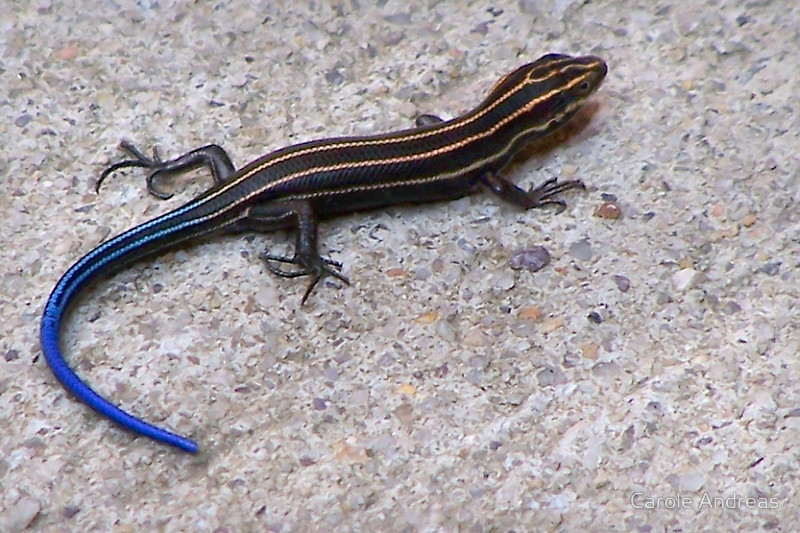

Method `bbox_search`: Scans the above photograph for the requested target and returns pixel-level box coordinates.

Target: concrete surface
[1,0,798,531]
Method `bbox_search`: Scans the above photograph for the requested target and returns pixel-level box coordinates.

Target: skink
[40,53,607,453]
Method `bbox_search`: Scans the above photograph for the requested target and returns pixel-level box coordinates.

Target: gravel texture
[2,1,799,531]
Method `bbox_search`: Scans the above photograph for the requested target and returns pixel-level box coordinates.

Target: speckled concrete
[2,1,799,531]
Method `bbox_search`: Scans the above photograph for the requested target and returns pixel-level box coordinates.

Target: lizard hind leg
[245,201,350,304]
[97,141,237,199]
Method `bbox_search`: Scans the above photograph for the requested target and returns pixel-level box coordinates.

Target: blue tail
[40,224,201,453]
